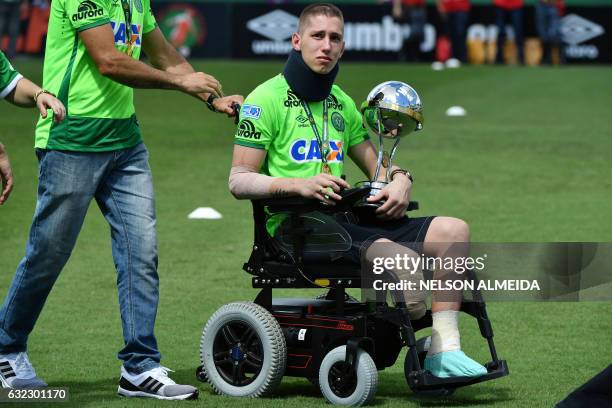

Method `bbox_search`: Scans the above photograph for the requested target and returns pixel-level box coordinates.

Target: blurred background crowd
[1,0,607,66]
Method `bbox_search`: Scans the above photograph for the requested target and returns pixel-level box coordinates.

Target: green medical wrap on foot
[424,350,487,378]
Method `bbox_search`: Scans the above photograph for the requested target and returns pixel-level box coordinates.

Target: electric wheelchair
[196,186,509,405]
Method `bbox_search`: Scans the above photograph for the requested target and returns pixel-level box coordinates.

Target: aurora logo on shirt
[237,120,262,139]
[72,0,104,22]
[327,94,343,111]
[284,89,300,108]
[290,139,344,163]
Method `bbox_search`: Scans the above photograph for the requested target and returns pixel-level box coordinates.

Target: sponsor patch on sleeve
[241,104,262,120]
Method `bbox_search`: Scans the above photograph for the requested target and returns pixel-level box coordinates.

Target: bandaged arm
[229,145,301,199]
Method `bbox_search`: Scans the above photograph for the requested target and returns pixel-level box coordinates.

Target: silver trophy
[356,81,424,209]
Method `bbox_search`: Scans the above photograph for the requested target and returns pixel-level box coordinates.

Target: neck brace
[282,49,339,102]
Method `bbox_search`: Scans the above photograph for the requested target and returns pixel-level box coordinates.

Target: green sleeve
[0,51,22,99]
[346,98,369,148]
[143,1,157,34]
[66,0,111,32]
[234,88,276,150]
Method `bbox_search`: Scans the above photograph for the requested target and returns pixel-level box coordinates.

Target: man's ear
[338,40,346,59]
[291,32,301,51]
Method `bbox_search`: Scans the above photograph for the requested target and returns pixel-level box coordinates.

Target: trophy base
[355,181,388,198]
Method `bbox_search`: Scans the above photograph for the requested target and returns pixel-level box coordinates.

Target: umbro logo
[561,14,604,45]
[246,10,298,41]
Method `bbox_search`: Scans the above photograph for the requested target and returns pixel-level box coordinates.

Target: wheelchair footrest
[407,359,509,391]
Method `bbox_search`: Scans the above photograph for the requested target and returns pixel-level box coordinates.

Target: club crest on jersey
[72,0,104,21]
[290,139,344,163]
[331,112,345,131]
[111,21,142,47]
[237,120,262,139]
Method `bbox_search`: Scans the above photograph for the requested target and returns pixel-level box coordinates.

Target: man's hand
[36,92,66,123]
[0,144,14,205]
[178,72,222,97]
[367,173,412,219]
[295,173,350,205]
[212,95,244,116]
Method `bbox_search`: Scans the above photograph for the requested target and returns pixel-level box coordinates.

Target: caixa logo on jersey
[72,0,104,22]
[237,120,262,139]
[111,21,142,47]
[290,139,344,163]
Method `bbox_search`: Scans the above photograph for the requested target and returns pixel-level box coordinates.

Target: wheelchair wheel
[200,302,286,397]
[319,345,378,406]
[404,336,456,397]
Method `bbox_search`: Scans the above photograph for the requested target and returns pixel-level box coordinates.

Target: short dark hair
[298,3,344,33]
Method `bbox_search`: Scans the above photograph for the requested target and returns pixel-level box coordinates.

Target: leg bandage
[427,310,461,356]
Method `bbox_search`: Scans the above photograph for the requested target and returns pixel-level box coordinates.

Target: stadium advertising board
[232,3,610,63]
[2,2,608,62]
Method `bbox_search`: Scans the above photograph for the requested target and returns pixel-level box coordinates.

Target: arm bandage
[229,165,276,199]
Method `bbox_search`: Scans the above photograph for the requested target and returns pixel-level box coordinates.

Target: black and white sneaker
[118,366,198,400]
[0,352,47,389]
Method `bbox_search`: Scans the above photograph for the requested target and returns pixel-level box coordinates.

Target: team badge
[331,112,345,132]
[134,0,143,13]
[241,104,262,120]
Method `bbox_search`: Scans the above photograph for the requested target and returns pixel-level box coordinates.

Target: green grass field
[1,60,611,407]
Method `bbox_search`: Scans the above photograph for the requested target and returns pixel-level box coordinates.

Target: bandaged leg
[422,227,487,378]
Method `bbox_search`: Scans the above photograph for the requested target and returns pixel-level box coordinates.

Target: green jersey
[0,51,22,100]
[234,74,368,179]
[35,0,157,151]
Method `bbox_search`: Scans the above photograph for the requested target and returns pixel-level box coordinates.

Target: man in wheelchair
[229,3,487,380]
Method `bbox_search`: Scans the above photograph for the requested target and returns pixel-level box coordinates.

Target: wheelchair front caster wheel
[195,365,207,382]
[200,302,287,397]
[319,345,378,406]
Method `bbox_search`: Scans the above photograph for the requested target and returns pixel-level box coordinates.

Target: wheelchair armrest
[258,196,325,214]
[256,186,418,214]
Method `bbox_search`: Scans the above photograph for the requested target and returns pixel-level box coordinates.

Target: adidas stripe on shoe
[0,352,47,389]
[118,366,198,400]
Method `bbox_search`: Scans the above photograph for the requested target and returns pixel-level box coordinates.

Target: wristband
[33,89,55,104]
[205,94,218,112]
[390,168,413,183]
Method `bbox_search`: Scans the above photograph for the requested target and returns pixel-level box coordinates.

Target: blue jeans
[535,2,562,63]
[0,142,161,374]
[495,7,524,63]
[448,11,469,62]
[535,2,560,43]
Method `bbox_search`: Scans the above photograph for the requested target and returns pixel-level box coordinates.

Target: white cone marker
[188,207,223,219]
[445,106,467,117]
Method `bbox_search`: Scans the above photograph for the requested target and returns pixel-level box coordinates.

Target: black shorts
[335,214,436,264]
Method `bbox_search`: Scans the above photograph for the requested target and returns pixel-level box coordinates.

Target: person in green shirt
[0,50,65,205]
[229,3,487,381]
[0,0,242,399]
